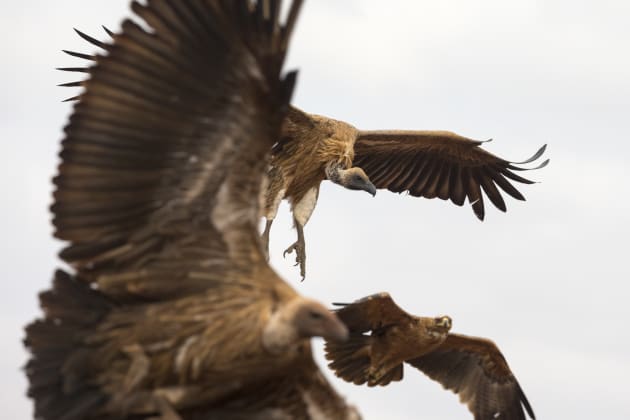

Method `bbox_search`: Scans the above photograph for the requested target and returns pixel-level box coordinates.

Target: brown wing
[26,2,305,419]
[353,130,548,220]
[407,333,535,420]
[51,0,301,299]
[332,292,413,333]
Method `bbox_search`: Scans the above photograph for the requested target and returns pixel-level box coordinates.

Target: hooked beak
[364,181,377,197]
[326,316,349,342]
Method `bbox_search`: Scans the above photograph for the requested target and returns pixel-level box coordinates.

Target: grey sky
[2,1,629,419]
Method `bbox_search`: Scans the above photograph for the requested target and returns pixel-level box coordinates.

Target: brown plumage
[325,293,535,420]
[262,106,548,278]
[25,2,360,419]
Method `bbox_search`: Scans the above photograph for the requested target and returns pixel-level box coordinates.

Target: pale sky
[2,1,629,419]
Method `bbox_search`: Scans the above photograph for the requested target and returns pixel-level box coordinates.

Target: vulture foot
[283,240,306,280]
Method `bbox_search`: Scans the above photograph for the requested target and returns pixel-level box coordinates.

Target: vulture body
[25,1,359,419]
[263,106,548,278]
[325,293,535,420]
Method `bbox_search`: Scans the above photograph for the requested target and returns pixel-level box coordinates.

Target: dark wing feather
[52,0,299,298]
[332,292,413,333]
[353,131,548,220]
[407,334,535,420]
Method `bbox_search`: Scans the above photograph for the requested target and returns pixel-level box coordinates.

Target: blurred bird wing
[407,333,535,420]
[332,292,413,333]
[52,0,303,301]
[353,130,548,220]
[180,348,360,419]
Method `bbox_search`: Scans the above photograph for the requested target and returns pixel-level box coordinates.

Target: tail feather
[24,270,112,420]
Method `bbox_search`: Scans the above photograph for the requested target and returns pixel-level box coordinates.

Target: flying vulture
[58,28,549,281]
[262,107,549,278]
[25,1,360,419]
[325,293,536,420]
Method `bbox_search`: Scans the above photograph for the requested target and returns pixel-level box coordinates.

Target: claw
[283,240,306,280]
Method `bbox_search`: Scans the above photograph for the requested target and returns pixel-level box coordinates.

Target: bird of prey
[324,293,535,420]
[25,1,360,419]
[262,106,548,278]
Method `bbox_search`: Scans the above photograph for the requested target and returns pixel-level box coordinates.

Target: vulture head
[341,167,377,196]
[428,316,452,338]
[326,163,376,196]
[263,298,349,354]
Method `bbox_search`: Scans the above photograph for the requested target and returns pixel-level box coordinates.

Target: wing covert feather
[332,292,412,333]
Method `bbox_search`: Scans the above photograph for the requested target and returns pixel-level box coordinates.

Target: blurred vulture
[325,293,535,420]
[24,1,360,419]
[263,107,548,278]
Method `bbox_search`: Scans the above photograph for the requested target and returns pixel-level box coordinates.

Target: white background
[2,1,629,419]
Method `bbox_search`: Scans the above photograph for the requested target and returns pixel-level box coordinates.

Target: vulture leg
[284,187,319,280]
[261,166,287,260]
[283,220,306,280]
[261,219,273,259]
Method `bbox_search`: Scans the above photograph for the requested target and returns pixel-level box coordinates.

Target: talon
[283,242,298,258]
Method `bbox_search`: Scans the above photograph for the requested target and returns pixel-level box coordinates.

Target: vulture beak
[365,181,377,197]
[326,315,350,342]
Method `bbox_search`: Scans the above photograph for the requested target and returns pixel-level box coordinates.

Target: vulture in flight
[263,107,549,278]
[25,1,360,419]
[59,27,549,282]
[325,293,536,420]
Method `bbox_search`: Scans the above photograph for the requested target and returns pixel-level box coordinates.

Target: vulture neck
[325,162,346,186]
[262,298,303,355]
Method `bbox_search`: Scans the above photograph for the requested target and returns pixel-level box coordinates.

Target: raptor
[263,106,548,278]
[325,293,535,420]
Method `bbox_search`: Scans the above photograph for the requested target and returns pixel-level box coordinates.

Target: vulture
[25,1,360,419]
[59,28,549,282]
[325,293,536,420]
[263,107,549,278]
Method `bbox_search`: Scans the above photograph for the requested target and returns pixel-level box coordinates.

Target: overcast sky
[2,1,629,419]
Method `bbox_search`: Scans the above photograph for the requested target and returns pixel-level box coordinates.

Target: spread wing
[407,333,535,420]
[26,2,307,419]
[51,0,302,300]
[332,292,412,333]
[353,131,548,220]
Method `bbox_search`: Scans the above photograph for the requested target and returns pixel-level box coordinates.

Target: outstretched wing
[353,131,548,220]
[27,2,306,419]
[407,333,536,420]
[52,0,302,300]
[332,292,412,333]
